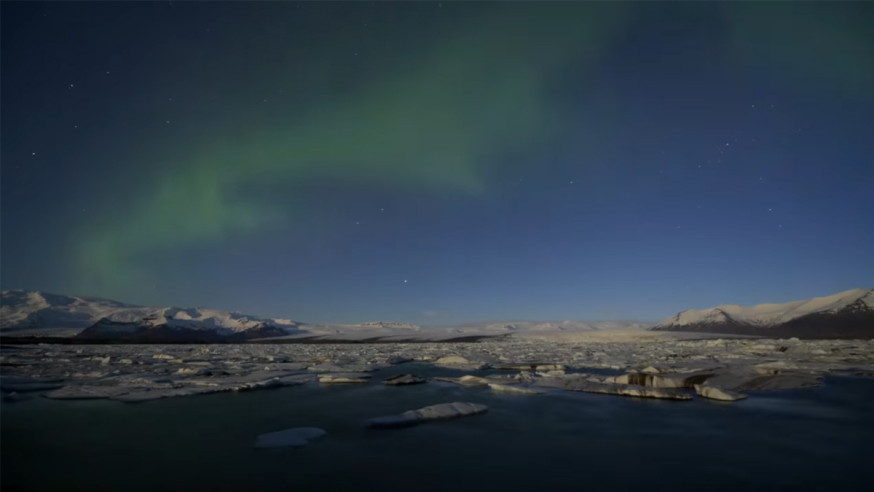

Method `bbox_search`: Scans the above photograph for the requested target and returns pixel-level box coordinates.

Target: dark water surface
[2,367,873,492]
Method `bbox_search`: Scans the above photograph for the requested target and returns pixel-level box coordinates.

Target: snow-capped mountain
[1,290,144,334]
[652,288,874,338]
[10,288,867,342]
[76,307,301,341]
[0,290,301,341]
[0,289,651,342]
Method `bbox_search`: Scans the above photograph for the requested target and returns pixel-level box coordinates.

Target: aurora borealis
[2,2,873,323]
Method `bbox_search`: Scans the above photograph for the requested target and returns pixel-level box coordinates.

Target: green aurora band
[75,6,628,293]
[70,3,873,297]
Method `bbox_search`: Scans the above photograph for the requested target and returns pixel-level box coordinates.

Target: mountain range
[651,288,873,338]
[1,288,871,341]
[0,290,301,341]
[0,290,648,342]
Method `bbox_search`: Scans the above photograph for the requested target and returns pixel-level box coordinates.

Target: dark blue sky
[2,1,872,324]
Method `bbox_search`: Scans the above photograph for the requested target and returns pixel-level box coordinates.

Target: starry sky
[2,1,873,324]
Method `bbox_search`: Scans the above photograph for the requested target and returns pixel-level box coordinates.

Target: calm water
[2,365,873,492]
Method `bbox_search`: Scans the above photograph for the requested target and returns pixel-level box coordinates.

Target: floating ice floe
[434,375,491,387]
[535,375,692,400]
[368,402,488,429]
[383,374,426,386]
[433,355,490,370]
[319,374,370,384]
[488,383,544,395]
[693,384,747,401]
[605,371,715,389]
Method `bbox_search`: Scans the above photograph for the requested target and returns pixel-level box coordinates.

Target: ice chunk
[693,384,747,401]
[488,383,543,395]
[368,402,488,429]
[383,374,426,386]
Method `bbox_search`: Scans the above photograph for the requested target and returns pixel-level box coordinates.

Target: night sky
[2,2,872,324]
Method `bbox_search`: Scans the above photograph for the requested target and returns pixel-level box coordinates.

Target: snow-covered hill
[0,289,650,342]
[1,290,146,335]
[652,288,874,338]
[0,290,301,341]
[76,306,302,341]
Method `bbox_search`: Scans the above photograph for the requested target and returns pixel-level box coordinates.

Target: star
[403,279,408,284]
[68,83,74,88]
[31,152,36,156]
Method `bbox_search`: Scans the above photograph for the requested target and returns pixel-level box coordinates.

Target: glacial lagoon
[3,363,873,492]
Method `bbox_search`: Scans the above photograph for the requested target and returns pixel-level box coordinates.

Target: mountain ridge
[0,289,643,341]
[4,288,870,341]
[1,290,302,340]
[652,288,873,338]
